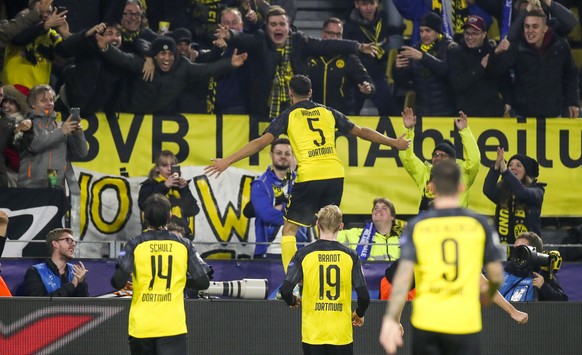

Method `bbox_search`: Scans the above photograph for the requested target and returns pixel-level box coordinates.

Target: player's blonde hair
[316,205,342,233]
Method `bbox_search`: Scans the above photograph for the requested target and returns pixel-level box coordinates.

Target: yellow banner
[74,114,582,217]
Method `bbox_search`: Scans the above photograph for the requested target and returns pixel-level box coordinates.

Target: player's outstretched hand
[393,133,411,150]
[205,158,229,178]
[379,316,404,355]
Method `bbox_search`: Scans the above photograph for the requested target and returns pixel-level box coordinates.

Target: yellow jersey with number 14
[116,230,209,338]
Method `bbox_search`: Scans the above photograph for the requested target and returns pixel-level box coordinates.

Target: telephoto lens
[199,279,269,299]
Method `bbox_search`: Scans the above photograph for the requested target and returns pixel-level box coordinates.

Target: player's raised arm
[204,133,275,177]
[349,125,410,150]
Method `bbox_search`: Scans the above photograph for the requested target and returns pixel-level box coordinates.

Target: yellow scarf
[154,176,183,218]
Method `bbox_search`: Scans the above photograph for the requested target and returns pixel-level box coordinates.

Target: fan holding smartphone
[137,151,200,239]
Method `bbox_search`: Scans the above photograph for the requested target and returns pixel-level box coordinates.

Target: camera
[198,279,269,299]
[511,245,562,273]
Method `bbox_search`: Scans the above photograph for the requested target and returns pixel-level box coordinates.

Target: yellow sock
[281,236,297,273]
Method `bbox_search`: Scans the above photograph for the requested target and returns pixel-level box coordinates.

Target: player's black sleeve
[279,280,298,306]
[355,285,370,317]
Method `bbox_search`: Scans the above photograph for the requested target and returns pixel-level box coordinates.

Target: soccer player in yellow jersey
[379,160,505,355]
[111,194,210,355]
[280,204,370,355]
[205,74,410,273]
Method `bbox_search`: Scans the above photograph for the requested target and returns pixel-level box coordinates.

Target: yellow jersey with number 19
[265,100,355,182]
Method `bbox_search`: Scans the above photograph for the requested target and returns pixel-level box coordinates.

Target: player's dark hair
[289,74,311,97]
[431,160,461,196]
[143,194,171,229]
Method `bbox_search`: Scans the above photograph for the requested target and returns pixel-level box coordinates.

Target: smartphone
[171,165,181,177]
[70,107,80,122]
[57,6,67,13]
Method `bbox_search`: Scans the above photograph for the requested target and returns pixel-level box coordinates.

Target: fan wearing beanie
[399,107,480,212]
[95,34,248,114]
[483,147,546,249]
[394,12,456,117]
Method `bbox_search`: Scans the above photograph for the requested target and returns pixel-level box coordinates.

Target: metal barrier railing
[4,239,582,259]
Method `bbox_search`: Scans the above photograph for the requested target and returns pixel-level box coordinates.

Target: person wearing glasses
[448,16,507,118]
[23,228,89,297]
[399,107,480,212]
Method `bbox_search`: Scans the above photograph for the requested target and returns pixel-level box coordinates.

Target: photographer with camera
[138,150,200,240]
[500,232,568,302]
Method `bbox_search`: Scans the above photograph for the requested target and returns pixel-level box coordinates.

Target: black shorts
[129,334,187,355]
[285,178,344,226]
[412,326,481,355]
[302,342,353,355]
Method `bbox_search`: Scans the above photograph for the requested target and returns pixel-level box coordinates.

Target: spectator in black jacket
[96,35,247,114]
[56,22,125,115]
[448,15,506,117]
[138,150,200,240]
[489,9,580,118]
[215,6,379,120]
[343,0,403,116]
[483,148,546,246]
[393,12,456,117]
[307,17,375,115]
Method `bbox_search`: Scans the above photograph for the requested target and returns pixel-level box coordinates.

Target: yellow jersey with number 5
[265,101,355,182]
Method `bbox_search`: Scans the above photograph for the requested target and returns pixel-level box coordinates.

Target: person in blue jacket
[245,138,308,259]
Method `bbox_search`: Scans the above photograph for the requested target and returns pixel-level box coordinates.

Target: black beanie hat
[420,12,443,33]
[170,28,192,44]
[433,140,456,159]
[508,154,539,178]
[150,36,177,57]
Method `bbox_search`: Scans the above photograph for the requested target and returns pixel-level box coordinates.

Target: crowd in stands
[0,0,577,303]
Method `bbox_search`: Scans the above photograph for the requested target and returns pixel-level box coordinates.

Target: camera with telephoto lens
[198,279,269,299]
[511,245,562,275]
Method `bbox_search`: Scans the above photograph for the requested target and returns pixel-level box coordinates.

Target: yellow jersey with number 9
[400,208,503,334]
